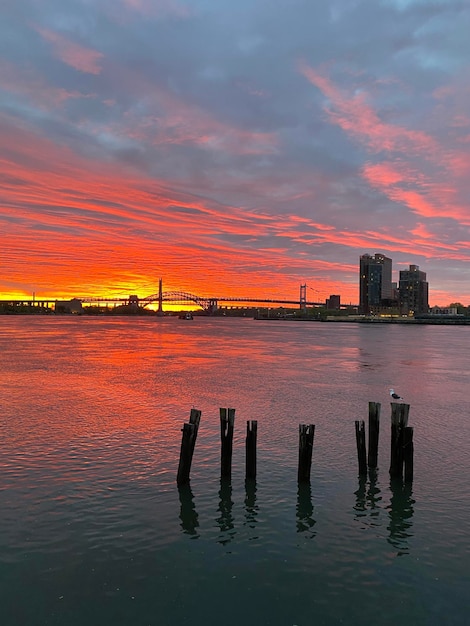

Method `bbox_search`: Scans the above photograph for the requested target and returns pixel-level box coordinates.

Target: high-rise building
[399,265,429,316]
[359,253,393,314]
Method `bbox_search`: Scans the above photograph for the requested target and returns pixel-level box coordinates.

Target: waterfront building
[429,306,460,316]
[54,298,83,314]
[359,253,393,315]
[326,295,341,310]
[399,265,429,316]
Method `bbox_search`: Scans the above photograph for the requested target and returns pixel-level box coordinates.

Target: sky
[1,0,469,306]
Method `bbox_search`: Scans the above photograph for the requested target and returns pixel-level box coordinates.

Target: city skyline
[1,1,470,306]
[359,253,430,315]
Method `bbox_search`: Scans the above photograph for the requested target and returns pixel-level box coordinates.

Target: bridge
[80,291,325,312]
[79,280,329,312]
[1,283,353,312]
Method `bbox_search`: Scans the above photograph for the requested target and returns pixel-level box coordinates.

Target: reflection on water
[296,482,316,537]
[244,479,258,536]
[354,476,367,516]
[354,470,382,527]
[178,484,199,538]
[216,478,235,545]
[353,472,414,556]
[387,479,415,556]
[178,479,260,543]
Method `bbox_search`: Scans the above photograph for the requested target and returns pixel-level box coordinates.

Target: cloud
[121,0,191,19]
[35,26,104,74]
[0,60,90,109]
[300,61,470,227]
[298,60,437,156]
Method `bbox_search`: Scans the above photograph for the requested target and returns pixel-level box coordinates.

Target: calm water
[0,317,469,626]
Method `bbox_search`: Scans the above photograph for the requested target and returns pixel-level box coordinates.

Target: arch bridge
[140,291,312,311]
[79,291,314,311]
[141,291,218,312]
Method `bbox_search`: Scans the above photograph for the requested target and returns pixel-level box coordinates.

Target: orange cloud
[2,102,469,305]
[0,116,311,301]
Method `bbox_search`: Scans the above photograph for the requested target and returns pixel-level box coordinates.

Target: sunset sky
[1,0,469,306]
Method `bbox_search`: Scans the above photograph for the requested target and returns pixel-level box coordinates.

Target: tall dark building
[399,264,429,316]
[326,294,341,310]
[359,253,393,314]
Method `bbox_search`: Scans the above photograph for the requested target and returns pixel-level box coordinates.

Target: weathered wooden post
[389,402,410,479]
[368,402,381,469]
[176,408,202,485]
[355,420,367,476]
[298,424,315,483]
[403,426,414,482]
[220,407,235,478]
[245,420,257,480]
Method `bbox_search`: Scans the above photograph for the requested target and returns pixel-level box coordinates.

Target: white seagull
[389,388,404,401]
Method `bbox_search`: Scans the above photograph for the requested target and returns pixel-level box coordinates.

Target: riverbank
[323,315,470,325]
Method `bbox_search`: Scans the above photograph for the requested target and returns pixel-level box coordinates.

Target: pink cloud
[363,160,470,223]
[298,60,436,156]
[362,162,405,187]
[410,223,436,240]
[36,27,104,75]
[97,73,279,156]
[0,60,88,108]
[299,61,470,225]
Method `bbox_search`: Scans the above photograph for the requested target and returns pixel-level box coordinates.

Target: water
[0,317,469,625]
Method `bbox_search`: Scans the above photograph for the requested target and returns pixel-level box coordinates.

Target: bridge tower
[300,284,307,311]
[157,278,163,315]
[208,299,218,314]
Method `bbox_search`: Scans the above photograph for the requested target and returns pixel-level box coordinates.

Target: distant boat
[179,312,193,320]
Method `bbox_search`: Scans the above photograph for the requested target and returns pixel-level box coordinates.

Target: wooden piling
[176,408,202,486]
[403,426,414,482]
[355,420,367,476]
[367,402,381,469]
[298,424,315,483]
[245,420,257,480]
[389,403,410,479]
[220,407,236,478]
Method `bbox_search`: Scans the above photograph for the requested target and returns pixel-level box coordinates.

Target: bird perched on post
[389,388,404,401]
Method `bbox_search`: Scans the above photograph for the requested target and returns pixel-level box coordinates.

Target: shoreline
[254,315,470,325]
[323,316,470,325]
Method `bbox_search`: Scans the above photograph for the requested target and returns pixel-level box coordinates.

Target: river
[0,316,468,625]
